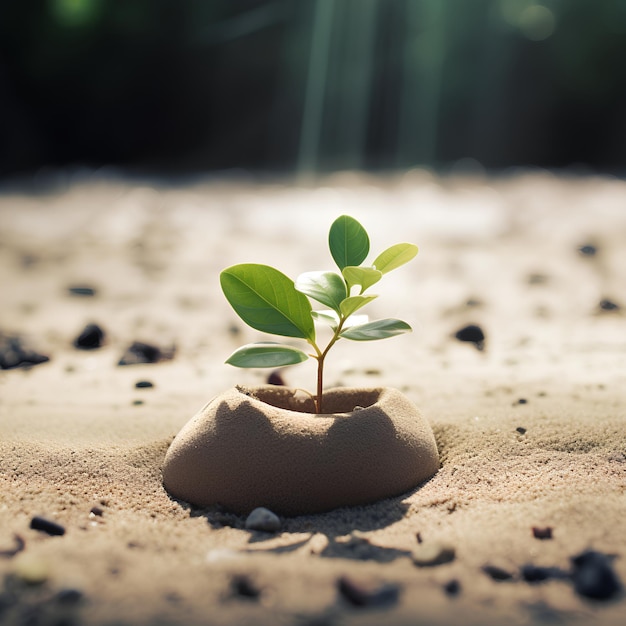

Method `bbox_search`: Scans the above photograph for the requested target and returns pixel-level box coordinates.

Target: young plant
[220,215,418,413]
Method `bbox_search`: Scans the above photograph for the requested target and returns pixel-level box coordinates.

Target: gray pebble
[244,507,281,532]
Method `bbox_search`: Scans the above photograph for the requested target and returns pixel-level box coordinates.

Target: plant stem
[316,353,324,414]
[310,318,346,414]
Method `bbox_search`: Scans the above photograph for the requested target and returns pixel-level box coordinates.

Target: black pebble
[454,324,485,350]
[571,550,622,600]
[55,588,84,604]
[135,380,154,389]
[482,565,514,581]
[517,398,527,405]
[532,526,553,540]
[73,324,105,350]
[521,565,567,584]
[337,575,399,608]
[599,299,620,312]
[0,334,50,370]
[578,244,597,257]
[516,427,527,435]
[267,371,285,386]
[118,342,162,366]
[230,575,261,600]
[443,579,461,596]
[30,516,65,537]
[68,286,96,296]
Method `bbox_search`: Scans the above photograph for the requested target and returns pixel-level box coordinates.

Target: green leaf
[329,215,370,271]
[372,243,418,274]
[339,295,378,318]
[342,266,382,293]
[311,310,339,329]
[220,264,315,341]
[225,343,309,368]
[340,318,412,341]
[295,271,347,312]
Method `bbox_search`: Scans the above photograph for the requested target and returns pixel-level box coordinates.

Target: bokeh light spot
[519,5,556,41]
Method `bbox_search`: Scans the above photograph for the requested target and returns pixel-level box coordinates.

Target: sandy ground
[0,169,625,626]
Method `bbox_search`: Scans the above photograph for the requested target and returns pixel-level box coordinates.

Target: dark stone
[30,516,65,537]
[230,574,261,600]
[73,324,105,350]
[118,341,174,365]
[0,333,49,369]
[454,324,485,350]
[516,427,527,435]
[482,565,514,581]
[89,506,104,517]
[517,398,528,405]
[571,550,622,600]
[267,371,285,386]
[55,588,84,604]
[443,579,461,596]
[578,244,597,257]
[532,526,553,540]
[0,534,25,558]
[68,286,97,296]
[135,380,154,389]
[337,575,399,608]
[598,299,620,312]
[521,564,567,583]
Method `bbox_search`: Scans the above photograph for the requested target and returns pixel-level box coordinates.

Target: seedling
[220,215,418,413]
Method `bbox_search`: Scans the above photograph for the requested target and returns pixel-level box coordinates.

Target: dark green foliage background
[1,0,625,178]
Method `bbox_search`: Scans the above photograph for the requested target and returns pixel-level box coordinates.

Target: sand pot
[162,386,439,516]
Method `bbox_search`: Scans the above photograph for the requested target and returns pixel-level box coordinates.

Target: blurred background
[1,0,626,181]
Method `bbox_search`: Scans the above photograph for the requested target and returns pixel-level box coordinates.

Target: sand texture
[1,171,625,625]
[162,386,439,515]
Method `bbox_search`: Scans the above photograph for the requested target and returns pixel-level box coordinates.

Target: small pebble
[521,564,566,584]
[118,341,175,366]
[454,324,485,351]
[412,542,456,567]
[443,579,461,596]
[68,286,96,296]
[30,516,65,537]
[532,526,553,540]
[14,557,50,585]
[73,323,105,350]
[55,588,84,604]
[571,550,622,600]
[0,534,25,558]
[337,575,399,608]
[135,380,154,389]
[516,427,527,435]
[517,398,527,405]
[0,334,50,369]
[598,299,620,312]
[578,244,597,257]
[230,574,261,600]
[483,565,514,581]
[89,506,104,517]
[245,507,281,532]
[267,371,285,386]
[527,273,549,285]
